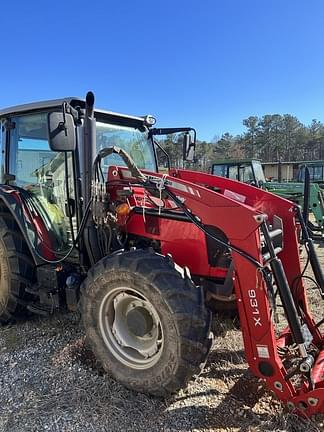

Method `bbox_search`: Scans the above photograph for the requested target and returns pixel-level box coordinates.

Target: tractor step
[26,303,53,316]
[25,286,40,295]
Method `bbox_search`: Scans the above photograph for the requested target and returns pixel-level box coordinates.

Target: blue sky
[1,0,324,141]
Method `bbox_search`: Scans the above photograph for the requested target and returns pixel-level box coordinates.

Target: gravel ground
[1,246,324,432]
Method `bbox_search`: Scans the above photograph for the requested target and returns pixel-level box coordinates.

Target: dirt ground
[0,245,324,431]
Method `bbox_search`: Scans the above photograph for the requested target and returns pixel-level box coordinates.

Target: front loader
[0,92,324,416]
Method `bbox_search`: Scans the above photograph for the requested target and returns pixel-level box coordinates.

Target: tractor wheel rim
[99,287,164,369]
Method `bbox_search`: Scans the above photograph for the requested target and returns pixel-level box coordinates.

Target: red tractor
[0,92,323,415]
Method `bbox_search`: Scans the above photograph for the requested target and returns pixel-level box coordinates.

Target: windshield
[96,122,156,175]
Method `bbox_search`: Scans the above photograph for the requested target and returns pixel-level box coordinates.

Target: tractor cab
[0,99,161,260]
[211,159,266,187]
[0,98,196,261]
[298,161,324,188]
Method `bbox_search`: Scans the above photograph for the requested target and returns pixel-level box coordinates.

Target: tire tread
[81,249,212,396]
[0,211,34,323]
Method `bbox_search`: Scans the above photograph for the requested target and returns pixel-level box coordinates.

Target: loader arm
[109,166,324,415]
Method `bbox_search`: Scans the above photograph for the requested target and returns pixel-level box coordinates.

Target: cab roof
[0,97,149,129]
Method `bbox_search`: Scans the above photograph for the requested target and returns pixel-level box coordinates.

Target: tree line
[157,114,324,171]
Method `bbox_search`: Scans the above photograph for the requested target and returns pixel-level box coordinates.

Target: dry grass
[1,246,324,431]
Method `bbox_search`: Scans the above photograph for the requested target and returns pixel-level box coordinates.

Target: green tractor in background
[210,159,324,238]
[297,160,324,189]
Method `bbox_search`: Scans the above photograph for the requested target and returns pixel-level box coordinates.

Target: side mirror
[48,111,76,152]
[183,133,195,162]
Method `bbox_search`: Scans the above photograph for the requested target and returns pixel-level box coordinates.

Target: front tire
[80,249,212,396]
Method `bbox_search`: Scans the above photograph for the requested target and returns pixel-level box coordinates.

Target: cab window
[8,113,75,255]
[96,122,156,176]
[239,164,254,183]
[228,165,239,180]
[212,165,227,177]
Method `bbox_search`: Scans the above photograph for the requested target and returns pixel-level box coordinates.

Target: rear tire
[80,249,212,397]
[0,214,34,324]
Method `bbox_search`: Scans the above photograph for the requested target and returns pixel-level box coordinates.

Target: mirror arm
[58,102,68,136]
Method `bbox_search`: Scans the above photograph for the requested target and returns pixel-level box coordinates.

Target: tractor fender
[0,185,43,265]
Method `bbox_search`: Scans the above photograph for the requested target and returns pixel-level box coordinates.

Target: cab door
[7,111,76,257]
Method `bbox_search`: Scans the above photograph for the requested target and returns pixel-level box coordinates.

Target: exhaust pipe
[83,91,96,207]
[82,92,102,265]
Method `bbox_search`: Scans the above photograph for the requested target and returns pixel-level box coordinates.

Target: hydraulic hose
[162,187,263,269]
[93,146,146,182]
